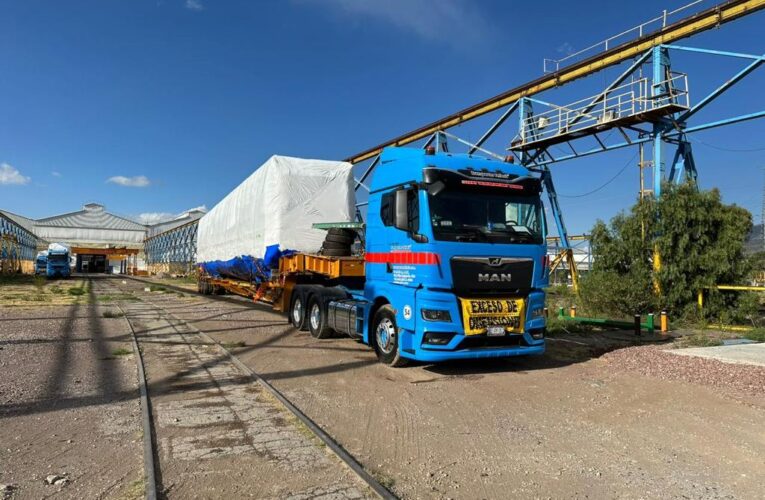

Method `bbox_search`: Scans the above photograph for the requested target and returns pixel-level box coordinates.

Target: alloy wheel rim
[376,318,396,354]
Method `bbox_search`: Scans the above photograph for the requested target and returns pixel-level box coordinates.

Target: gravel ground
[0,281,143,499]
[604,345,765,403]
[129,276,765,500]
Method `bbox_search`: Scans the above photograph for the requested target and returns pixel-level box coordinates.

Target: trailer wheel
[289,289,308,331]
[372,305,409,367]
[307,294,333,339]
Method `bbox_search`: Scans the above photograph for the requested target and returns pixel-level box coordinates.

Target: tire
[327,228,355,238]
[289,289,308,331]
[371,305,409,367]
[214,285,226,295]
[322,240,352,250]
[324,233,355,244]
[202,280,212,295]
[307,293,334,339]
[322,247,351,257]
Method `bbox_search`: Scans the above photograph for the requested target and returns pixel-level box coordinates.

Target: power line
[558,152,638,198]
[690,135,765,153]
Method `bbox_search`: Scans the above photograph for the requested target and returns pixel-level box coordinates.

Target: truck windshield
[48,254,68,262]
[428,189,544,244]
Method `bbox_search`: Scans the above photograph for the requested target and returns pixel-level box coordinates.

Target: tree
[581,183,752,320]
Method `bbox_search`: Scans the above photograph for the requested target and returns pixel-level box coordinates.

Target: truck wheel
[307,294,333,339]
[372,305,409,367]
[289,289,308,331]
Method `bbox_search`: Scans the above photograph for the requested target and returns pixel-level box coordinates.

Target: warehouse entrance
[76,254,107,273]
[71,247,141,274]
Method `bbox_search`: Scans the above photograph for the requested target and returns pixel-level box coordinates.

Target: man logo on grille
[488,257,502,267]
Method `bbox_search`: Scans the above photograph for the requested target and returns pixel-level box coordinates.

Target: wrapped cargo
[197,155,355,281]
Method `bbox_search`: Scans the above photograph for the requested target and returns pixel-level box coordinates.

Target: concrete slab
[670,342,765,367]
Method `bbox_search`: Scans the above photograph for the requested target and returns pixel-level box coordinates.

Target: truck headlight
[421,309,451,322]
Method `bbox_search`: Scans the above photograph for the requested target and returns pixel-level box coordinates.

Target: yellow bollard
[660,310,668,333]
[570,305,577,318]
[697,290,704,311]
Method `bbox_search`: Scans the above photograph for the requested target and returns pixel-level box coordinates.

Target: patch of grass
[98,293,138,302]
[111,347,132,357]
[102,310,124,318]
[743,328,765,342]
[49,285,64,294]
[372,471,396,491]
[222,340,246,349]
[68,287,85,296]
[546,316,593,336]
[33,275,46,292]
[679,331,723,348]
[0,274,35,285]
[121,478,144,500]
[149,285,166,292]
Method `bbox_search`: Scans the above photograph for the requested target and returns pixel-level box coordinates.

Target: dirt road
[126,277,765,499]
[3,275,764,499]
[0,279,143,499]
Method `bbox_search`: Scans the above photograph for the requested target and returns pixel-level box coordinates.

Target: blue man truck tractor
[197,146,548,366]
[46,243,71,279]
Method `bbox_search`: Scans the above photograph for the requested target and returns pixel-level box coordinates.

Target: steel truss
[350,42,765,289]
[144,221,198,275]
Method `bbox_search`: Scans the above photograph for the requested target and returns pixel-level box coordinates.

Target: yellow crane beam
[346,0,765,165]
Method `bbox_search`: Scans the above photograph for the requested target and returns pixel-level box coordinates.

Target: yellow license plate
[459,297,525,335]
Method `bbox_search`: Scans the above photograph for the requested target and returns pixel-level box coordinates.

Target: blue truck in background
[46,243,71,279]
[198,146,548,366]
[35,251,48,275]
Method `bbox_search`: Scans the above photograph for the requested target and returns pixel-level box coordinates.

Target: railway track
[90,276,394,500]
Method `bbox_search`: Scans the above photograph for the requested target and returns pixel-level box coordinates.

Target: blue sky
[0,0,763,233]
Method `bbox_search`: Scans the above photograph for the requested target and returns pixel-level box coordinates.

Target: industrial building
[0,203,204,275]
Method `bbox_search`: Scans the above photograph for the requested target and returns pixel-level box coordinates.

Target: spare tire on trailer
[320,228,354,257]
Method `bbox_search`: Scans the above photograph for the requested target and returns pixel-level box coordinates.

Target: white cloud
[185,0,203,11]
[0,163,31,185]
[107,175,151,187]
[137,212,175,224]
[299,0,492,49]
[51,171,62,177]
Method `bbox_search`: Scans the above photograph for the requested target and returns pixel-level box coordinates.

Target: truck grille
[450,257,534,296]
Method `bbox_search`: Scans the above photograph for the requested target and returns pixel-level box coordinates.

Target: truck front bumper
[405,340,545,362]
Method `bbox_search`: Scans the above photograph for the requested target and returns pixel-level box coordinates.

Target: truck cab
[359,147,547,365]
[46,245,71,279]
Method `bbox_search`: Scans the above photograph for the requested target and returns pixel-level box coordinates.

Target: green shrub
[584,183,752,320]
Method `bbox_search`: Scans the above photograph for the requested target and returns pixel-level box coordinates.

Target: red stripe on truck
[365,252,440,265]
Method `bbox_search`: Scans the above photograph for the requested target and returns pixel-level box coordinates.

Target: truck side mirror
[394,189,409,231]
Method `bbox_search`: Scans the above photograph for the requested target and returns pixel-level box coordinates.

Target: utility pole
[762,167,765,253]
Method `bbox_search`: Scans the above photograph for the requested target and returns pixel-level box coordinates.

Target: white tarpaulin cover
[197,155,355,263]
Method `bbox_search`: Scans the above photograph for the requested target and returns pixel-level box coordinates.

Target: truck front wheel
[372,305,408,367]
